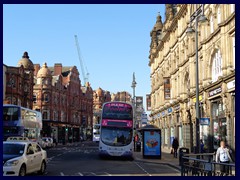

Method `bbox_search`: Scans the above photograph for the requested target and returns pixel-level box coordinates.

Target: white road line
[104,172,112,176]
[134,162,152,176]
[57,154,62,156]
[60,172,65,176]
[78,172,84,176]
[90,172,97,176]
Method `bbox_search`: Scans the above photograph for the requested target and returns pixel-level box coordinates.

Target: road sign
[200,118,210,125]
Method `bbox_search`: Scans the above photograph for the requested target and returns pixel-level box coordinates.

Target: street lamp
[131,72,137,126]
[186,4,208,154]
[131,72,137,151]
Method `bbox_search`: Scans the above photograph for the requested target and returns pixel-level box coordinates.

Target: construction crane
[74,35,89,85]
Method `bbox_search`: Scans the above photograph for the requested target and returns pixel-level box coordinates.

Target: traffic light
[65,127,68,132]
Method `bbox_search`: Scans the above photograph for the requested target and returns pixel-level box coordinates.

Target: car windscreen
[3,144,25,155]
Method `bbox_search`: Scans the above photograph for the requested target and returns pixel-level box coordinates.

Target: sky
[3,4,166,112]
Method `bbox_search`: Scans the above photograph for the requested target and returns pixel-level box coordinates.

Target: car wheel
[19,165,26,176]
[38,161,46,175]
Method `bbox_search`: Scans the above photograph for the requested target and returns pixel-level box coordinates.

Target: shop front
[208,86,226,152]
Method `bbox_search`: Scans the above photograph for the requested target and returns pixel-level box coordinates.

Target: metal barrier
[181,153,235,176]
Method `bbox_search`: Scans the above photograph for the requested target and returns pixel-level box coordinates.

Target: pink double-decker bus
[99,102,134,158]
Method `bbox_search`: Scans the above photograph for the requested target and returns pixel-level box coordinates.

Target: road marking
[60,172,65,176]
[104,172,112,176]
[134,162,152,176]
[78,172,84,176]
[90,172,97,176]
[57,154,62,156]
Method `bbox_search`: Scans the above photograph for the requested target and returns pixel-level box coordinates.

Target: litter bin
[179,147,189,166]
[136,142,141,152]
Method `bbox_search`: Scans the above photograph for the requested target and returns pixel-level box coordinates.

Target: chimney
[54,63,62,75]
[34,64,40,76]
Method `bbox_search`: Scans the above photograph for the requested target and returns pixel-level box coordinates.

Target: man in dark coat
[172,137,179,158]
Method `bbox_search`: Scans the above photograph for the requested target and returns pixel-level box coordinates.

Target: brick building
[33,62,93,143]
[3,52,93,143]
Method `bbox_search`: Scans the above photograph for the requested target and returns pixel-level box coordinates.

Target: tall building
[33,63,93,143]
[149,4,235,153]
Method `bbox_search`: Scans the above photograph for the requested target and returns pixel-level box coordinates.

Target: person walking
[172,137,179,158]
[216,141,233,176]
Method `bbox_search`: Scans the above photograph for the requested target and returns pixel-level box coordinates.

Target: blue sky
[3,4,165,111]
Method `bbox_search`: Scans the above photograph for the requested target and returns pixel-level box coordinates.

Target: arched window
[211,50,222,82]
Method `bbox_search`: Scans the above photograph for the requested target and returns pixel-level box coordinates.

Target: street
[42,141,180,176]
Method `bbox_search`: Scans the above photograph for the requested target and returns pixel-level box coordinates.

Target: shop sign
[209,87,222,97]
[167,108,172,114]
[227,80,235,90]
[200,118,210,125]
[193,95,203,103]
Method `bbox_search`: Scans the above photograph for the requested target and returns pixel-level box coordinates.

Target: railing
[181,153,235,176]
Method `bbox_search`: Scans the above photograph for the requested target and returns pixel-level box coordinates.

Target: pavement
[133,146,181,171]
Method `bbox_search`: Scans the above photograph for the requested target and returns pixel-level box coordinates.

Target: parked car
[42,137,55,148]
[3,137,47,176]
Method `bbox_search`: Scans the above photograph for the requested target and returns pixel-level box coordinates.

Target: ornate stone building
[149,4,235,153]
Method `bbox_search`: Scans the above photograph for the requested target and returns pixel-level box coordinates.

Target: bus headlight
[5,160,19,166]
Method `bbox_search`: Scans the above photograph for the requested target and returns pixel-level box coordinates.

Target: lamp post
[131,72,137,127]
[186,4,208,154]
[131,72,137,151]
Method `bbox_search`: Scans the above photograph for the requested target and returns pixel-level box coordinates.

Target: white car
[3,137,47,176]
[42,137,54,148]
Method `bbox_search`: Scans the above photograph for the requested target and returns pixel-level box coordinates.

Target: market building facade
[149,4,235,154]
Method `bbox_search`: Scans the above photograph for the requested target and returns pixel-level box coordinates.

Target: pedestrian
[216,141,233,176]
[172,137,179,158]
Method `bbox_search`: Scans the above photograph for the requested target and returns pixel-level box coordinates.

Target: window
[233,36,235,69]
[33,94,37,103]
[217,7,221,24]
[43,111,48,120]
[211,50,222,82]
[44,94,49,102]
[210,15,214,33]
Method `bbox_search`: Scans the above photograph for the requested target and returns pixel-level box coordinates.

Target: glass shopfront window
[212,99,226,150]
